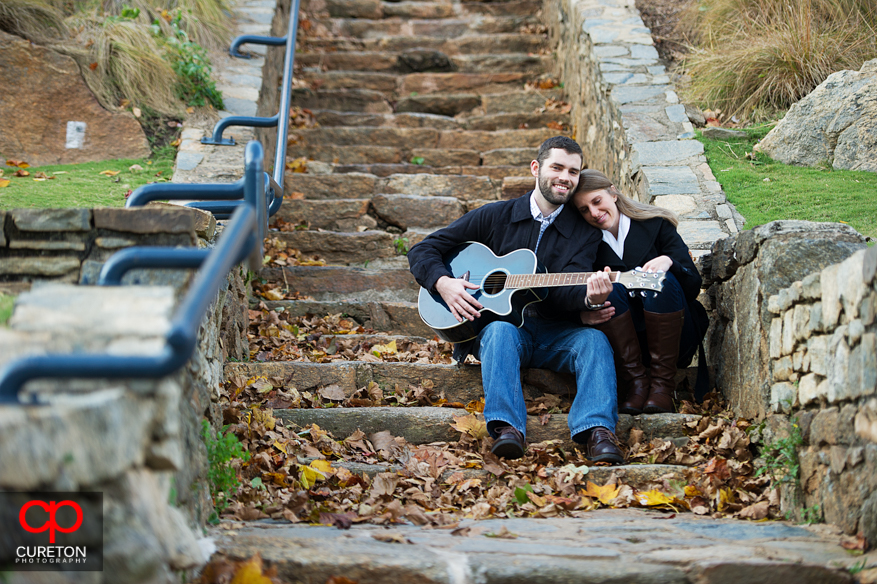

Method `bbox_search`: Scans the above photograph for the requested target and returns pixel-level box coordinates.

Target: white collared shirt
[529,192,563,253]
[601,212,630,260]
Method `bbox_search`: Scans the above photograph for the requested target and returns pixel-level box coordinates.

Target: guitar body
[417,242,545,343]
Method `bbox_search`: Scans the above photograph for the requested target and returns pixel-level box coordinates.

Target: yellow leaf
[6,159,29,168]
[99,170,120,176]
[262,288,285,301]
[286,156,308,173]
[171,138,182,147]
[0,179,10,188]
[229,555,274,584]
[371,339,397,356]
[636,489,675,507]
[310,459,333,476]
[300,465,318,489]
[584,482,620,506]
[465,397,485,413]
[450,413,488,439]
[684,485,703,498]
[273,441,287,454]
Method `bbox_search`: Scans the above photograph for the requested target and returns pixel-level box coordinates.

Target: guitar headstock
[616,269,666,293]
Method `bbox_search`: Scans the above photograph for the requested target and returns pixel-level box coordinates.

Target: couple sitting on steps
[408,136,708,464]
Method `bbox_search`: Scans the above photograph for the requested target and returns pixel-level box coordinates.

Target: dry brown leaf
[450,413,488,440]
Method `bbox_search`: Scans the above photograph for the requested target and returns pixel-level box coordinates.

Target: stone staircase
[224,0,701,491]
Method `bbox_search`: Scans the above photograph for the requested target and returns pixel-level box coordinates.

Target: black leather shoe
[490,425,526,459]
[582,427,624,464]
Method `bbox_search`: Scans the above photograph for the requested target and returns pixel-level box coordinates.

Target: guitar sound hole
[482,271,507,295]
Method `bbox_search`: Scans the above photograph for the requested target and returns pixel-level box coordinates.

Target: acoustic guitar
[417,241,666,343]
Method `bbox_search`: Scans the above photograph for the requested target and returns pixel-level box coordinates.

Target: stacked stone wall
[765,245,877,539]
[0,206,249,583]
[704,220,876,539]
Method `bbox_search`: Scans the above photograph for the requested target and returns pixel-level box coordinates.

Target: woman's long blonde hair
[577,169,679,227]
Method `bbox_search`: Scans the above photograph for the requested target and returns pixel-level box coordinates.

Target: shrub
[678,0,877,120]
[202,420,250,515]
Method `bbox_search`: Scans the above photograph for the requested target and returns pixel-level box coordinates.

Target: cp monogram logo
[19,500,83,544]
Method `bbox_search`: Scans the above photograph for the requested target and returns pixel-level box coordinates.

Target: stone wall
[0,206,248,583]
[704,220,876,537]
[764,245,877,539]
[545,0,738,257]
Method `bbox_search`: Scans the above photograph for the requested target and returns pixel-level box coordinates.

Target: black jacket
[594,217,702,304]
[408,191,602,316]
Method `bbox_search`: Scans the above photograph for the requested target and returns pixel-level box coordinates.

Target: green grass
[0,151,174,209]
[698,125,877,242]
[0,294,14,327]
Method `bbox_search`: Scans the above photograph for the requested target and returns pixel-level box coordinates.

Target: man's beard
[538,171,574,206]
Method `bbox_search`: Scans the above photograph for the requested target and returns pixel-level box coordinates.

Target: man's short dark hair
[535,136,583,167]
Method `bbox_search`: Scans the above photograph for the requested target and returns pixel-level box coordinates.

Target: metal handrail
[0,142,266,402]
[200,0,301,218]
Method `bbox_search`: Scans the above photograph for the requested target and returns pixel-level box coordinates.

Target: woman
[573,169,708,414]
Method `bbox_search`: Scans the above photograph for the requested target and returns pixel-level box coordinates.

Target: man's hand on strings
[435,275,482,322]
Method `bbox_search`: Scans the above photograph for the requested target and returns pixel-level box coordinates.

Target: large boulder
[754,59,877,172]
[0,30,150,166]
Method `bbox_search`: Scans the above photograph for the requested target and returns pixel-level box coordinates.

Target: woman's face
[573,188,620,234]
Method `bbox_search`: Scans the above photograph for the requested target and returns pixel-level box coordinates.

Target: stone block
[862,292,876,327]
[630,140,704,169]
[653,195,697,216]
[371,194,464,230]
[147,202,215,239]
[802,272,821,299]
[810,407,839,446]
[849,319,865,345]
[9,239,86,251]
[769,317,783,359]
[838,404,858,445]
[10,208,92,232]
[0,388,154,488]
[773,356,793,381]
[93,208,196,235]
[384,173,496,201]
[855,399,877,442]
[798,373,823,406]
[809,302,824,334]
[0,256,80,277]
[857,333,877,398]
[782,309,795,356]
[677,221,727,249]
[826,332,851,403]
[865,245,877,284]
[770,382,796,413]
[641,166,700,195]
[793,303,810,342]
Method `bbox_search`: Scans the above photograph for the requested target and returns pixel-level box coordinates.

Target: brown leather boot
[595,310,650,415]
[642,310,684,414]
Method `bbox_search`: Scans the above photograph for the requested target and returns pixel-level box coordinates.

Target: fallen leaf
[228,554,274,584]
[451,413,488,440]
[585,482,620,506]
[132,107,141,118]
[636,489,675,507]
[6,160,29,168]
[484,525,517,539]
[737,500,769,520]
[13,170,29,177]
[286,157,308,173]
[99,170,120,176]
[128,164,143,172]
[0,179,10,188]
[371,532,411,544]
[371,339,397,356]
[318,384,346,401]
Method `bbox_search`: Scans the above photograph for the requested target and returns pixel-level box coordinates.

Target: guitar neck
[506,272,620,289]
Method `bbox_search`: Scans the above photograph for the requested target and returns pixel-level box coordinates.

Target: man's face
[532,148,582,206]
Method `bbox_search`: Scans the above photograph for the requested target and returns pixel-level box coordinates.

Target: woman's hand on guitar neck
[436,275,483,322]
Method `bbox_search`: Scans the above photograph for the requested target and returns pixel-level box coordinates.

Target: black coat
[408,191,603,316]
[594,217,702,304]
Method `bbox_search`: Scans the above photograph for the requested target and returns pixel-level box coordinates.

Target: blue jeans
[606,271,698,365]
[473,317,617,441]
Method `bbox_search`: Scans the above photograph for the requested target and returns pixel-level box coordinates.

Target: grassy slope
[0,152,175,209]
[0,294,14,326]
[698,125,877,242]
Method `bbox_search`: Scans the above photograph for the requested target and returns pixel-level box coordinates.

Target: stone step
[308,0,457,20]
[310,110,567,132]
[270,230,399,265]
[275,198,376,232]
[285,171,501,201]
[289,127,561,152]
[323,163,529,180]
[461,0,545,16]
[302,70,533,97]
[260,266,419,302]
[289,88,392,113]
[258,299,430,336]
[210,517,859,584]
[271,406,700,451]
[320,460,689,490]
[298,52,549,75]
[299,33,547,55]
[311,16,538,39]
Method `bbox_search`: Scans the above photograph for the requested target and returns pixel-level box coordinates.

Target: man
[408,136,623,463]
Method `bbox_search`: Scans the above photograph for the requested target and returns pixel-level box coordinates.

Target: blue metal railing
[0,0,302,401]
[0,142,265,403]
